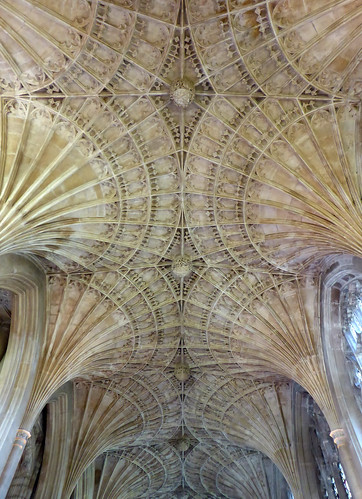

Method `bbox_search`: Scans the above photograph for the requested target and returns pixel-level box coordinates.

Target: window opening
[341,279,362,411]
[0,289,12,363]
[309,398,352,498]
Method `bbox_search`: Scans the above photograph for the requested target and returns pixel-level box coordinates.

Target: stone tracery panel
[0,97,181,271]
[245,102,362,271]
[187,0,362,97]
[184,268,338,429]
[1,0,361,496]
[23,269,180,429]
[269,0,362,97]
[35,376,181,498]
[72,445,181,498]
[0,0,179,96]
[185,97,361,272]
[184,375,303,498]
[184,443,292,498]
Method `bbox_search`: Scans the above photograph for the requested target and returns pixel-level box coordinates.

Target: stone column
[293,389,321,498]
[0,255,45,490]
[330,428,362,499]
[0,429,31,499]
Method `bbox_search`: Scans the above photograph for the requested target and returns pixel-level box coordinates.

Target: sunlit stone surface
[170,80,195,108]
[1,0,361,497]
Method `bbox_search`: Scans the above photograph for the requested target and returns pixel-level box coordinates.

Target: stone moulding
[0,254,46,488]
[321,255,362,488]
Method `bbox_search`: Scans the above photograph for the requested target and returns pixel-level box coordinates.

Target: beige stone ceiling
[0,0,361,497]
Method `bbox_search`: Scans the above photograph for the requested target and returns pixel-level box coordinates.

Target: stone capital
[330,428,346,448]
[14,429,31,450]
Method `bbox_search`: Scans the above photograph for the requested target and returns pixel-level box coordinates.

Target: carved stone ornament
[174,362,191,382]
[171,255,193,278]
[174,436,191,452]
[170,80,195,108]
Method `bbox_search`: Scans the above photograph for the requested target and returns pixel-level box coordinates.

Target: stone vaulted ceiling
[0,0,361,497]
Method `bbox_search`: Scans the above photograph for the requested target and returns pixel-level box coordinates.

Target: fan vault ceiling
[0,0,361,497]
